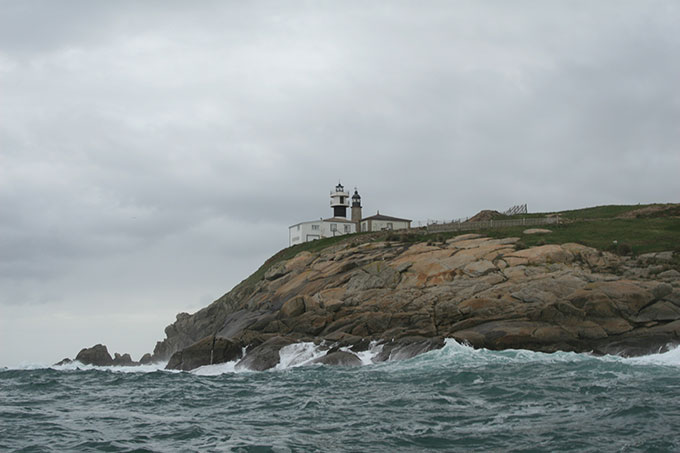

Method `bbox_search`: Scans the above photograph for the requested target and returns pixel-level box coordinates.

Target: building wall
[363,219,410,232]
[289,220,356,246]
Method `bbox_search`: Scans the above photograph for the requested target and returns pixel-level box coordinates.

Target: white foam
[192,360,240,375]
[48,361,170,373]
[623,345,680,366]
[275,342,326,369]
[339,341,383,365]
[13,339,680,375]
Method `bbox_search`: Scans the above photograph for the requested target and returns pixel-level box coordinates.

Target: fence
[426,216,559,233]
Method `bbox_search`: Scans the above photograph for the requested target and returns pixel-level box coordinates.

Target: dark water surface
[2,341,680,452]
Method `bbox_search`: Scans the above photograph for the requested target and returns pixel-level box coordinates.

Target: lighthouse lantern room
[330,182,350,218]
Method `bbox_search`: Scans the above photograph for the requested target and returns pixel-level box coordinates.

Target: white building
[288,217,356,246]
[360,212,412,232]
[288,182,411,246]
[289,183,357,246]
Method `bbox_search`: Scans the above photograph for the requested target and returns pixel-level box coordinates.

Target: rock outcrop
[150,234,680,371]
[75,344,114,366]
[59,344,145,367]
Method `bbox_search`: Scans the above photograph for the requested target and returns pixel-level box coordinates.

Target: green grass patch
[482,217,680,255]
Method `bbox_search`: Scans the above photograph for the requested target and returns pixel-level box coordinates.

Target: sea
[2,339,680,452]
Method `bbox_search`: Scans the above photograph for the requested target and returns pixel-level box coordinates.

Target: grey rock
[112,353,134,366]
[659,269,680,280]
[396,262,413,273]
[653,283,674,300]
[264,263,289,281]
[632,301,680,323]
[166,336,242,371]
[75,344,113,366]
[311,350,362,367]
[235,336,293,371]
[374,337,445,362]
[656,251,674,261]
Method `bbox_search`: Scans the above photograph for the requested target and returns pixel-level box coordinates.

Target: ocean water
[2,340,680,452]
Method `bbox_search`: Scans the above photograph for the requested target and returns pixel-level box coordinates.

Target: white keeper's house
[288,182,411,246]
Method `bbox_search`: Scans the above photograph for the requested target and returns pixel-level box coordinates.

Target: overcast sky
[1,1,678,366]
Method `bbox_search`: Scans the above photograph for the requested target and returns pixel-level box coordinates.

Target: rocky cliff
[148,233,680,371]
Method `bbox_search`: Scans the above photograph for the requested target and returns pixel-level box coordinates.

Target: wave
[7,339,680,375]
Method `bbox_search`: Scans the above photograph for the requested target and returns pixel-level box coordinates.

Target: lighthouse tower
[351,188,362,226]
[330,182,350,218]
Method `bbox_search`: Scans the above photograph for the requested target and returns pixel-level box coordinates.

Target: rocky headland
[64,232,680,371]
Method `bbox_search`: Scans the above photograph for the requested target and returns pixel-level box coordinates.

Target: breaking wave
[9,339,680,376]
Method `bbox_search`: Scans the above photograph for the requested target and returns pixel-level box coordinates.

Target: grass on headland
[482,217,680,255]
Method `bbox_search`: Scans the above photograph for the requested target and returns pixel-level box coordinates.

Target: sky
[1,1,679,367]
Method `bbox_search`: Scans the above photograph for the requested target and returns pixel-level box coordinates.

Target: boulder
[659,269,680,280]
[75,344,114,366]
[311,350,362,367]
[632,301,680,323]
[523,229,552,234]
[112,353,135,366]
[374,337,445,362]
[652,283,674,299]
[280,297,306,318]
[235,336,294,371]
[139,353,153,365]
[452,320,576,352]
[166,336,242,371]
[264,262,288,281]
[506,244,573,265]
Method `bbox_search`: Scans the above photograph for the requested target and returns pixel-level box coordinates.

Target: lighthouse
[330,182,350,218]
[288,181,410,246]
[351,188,362,227]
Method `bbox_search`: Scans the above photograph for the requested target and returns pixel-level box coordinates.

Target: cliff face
[153,234,680,371]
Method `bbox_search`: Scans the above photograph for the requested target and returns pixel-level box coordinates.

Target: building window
[312,224,319,230]
[387,223,393,230]
[296,225,300,231]
[331,224,337,231]
[344,224,351,233]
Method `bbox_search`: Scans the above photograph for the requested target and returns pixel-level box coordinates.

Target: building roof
[361,213,411,222]
[289,217,356,228]
[322,217,356,223]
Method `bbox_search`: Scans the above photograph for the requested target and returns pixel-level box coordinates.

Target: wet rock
[235,336,294,371]
[374,337,445,362]
[75,344,113,366]
[112,353,134,366]
[166,336,242,371]
[311,350,362,367]
[139,353,153,365]
[54,358,72,366]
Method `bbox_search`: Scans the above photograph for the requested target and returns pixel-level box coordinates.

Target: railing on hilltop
[426,216,559,233]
